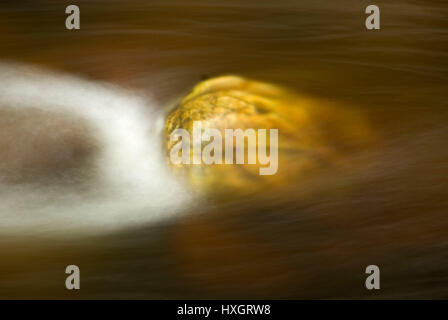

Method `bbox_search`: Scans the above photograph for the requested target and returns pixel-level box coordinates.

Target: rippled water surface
[0,0,447,298]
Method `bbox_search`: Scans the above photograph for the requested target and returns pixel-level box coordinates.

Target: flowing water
[0,0,447,298]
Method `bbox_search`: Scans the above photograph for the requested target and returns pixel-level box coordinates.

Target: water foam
[0,62,192,236]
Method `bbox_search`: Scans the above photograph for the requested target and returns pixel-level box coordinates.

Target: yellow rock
[164,75,376,198]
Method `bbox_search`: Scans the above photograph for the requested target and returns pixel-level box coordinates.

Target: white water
[0,62,192,236]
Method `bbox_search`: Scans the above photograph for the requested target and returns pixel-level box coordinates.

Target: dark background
[0,0,447,299]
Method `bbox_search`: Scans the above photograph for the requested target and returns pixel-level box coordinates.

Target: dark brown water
[0,0,447,299]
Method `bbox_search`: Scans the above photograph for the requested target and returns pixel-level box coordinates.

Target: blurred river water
[0,0,447,298]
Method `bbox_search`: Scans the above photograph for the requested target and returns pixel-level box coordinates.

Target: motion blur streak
[0,0,447,299]
[0,62,191,236]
